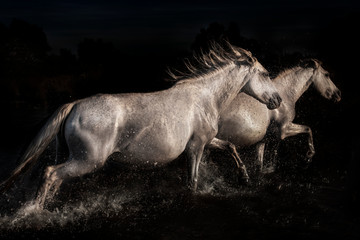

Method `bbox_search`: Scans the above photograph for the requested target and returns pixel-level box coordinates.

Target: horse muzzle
[332,89,341,102]
[326,88,341,102]
[265,93,282,110]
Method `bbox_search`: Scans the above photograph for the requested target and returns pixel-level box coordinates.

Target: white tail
[0,102,76,192]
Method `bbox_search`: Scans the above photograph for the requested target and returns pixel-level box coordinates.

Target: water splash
[0,188,139,231]
[197,159,241,196]
[0,158,244,233]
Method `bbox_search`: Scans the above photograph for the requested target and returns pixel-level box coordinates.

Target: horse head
[237,50,282,110]
[301,59,341,102]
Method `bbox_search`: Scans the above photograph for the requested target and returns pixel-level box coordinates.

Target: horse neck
[274,67,314,104]
[199,64,249,112]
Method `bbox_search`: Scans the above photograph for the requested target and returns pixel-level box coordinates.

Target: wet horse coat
[0,43,281,208]
[217,59,341,171]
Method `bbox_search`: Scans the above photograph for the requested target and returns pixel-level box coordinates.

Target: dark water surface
[0,107,359,240]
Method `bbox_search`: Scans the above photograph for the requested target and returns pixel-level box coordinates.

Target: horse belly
[231,127,267,148]
[218,107,269,148]
[116,126,190,165]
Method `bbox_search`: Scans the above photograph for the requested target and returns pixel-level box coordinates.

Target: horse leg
[35,135,69,204]
[35,164,65,208]
[208,138,249,183]
[35,156,106,209]
[186,139,206,192]
[281,122,315,161]
[255,142,265,173]
[55,134,68,165]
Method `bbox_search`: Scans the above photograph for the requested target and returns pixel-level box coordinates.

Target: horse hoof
[305,152,314,163]
[239,177,251,186]
[306,150,315,159]
[187,181,198,192]
[262,166,275,174]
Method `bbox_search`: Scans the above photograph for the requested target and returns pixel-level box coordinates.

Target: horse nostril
[337,89,341,98]
[326,89,332,98]
[272,93,282,106]
[265,94,281,110]
[264,92,282,109]
[268,98,276,109]
[334,89,342,102]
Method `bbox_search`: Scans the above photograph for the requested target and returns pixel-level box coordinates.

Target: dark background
[0,0,359,239]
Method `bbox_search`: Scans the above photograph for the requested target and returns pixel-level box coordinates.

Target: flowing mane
[167,42,256,82]
[274,58,321,83]
[273,59,323,102]
[273,67,301,83]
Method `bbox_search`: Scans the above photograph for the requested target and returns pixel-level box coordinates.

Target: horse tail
[0,102,77,193]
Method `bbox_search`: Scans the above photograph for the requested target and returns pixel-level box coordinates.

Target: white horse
[0,43,281,208]
[217,59,341,172]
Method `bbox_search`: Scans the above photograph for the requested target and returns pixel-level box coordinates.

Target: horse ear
[235,56,253,67]
[299,59,317,69]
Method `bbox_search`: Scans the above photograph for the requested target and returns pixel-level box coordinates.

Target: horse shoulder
[217,93,271,146]
[226,93,270,125]
[270,101,296,125]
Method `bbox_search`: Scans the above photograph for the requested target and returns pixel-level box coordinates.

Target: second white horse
[217,59,341,172]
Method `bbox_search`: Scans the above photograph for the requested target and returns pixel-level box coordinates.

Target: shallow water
[0,153,358,240]
[0,159,238,230]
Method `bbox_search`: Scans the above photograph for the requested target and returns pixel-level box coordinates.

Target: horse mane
[167,41,256,82]
[273,58,323,100]
[299,58,322,69]
[274,67,301,83]
[274,58,322,83]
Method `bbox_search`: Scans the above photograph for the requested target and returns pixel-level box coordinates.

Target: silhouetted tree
[191,22,257,54]
[9,19,51,56]
[5,19,51,76]
[0,19,81,108]
[191,22,304,75]
[76,38,127,95]
[78,38,118,67]
[46,48,78,76]
[191,22,226,51]
[0,20,53,104]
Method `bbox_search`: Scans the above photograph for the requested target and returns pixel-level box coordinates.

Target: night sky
[1,0,358,54]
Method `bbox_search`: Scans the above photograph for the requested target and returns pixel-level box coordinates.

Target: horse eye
[325,73,330,77]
